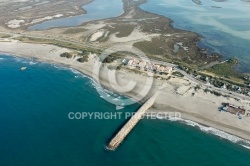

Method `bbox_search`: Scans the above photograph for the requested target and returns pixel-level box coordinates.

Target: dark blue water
[0,54,250,166]
[140,0,250,72]
[29,0,124,30]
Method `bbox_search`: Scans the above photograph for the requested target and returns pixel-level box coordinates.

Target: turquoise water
[29,0,124,30]
[1,54,250,165]
[140,0,250,72]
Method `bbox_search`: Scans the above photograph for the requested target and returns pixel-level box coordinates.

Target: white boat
[20,67,27,71]
[116,105,124,110]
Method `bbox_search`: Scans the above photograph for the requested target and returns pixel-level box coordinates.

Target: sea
[1,0,250,165]
[0,55,250,166]
[140,0,250,73]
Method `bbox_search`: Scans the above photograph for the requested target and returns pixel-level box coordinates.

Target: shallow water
[29,0,124,30]
[140,0,250,72]
[0,54,250,166]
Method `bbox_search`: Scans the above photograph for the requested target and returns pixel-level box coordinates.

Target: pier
[107,92,159,151]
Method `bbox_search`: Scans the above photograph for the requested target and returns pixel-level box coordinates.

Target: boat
[20,67,27,71]
[116,105,124,110]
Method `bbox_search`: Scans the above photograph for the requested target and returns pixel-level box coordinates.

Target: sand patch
[6,19,25,28]
[109,27,160,43]
[84,22,106,31]
[29,14,63,25]
[176,86,191,95]
[90,30,105,42]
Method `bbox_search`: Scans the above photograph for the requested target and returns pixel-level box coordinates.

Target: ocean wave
[182,119,244,143]
[52,65,69,70]
[9,55,86,78]
[241,145,250,149]
[91,80,102,90]
[91,80,124,102]
[29,61,38,65]
[12,57,38,65]
[90,80,124,105]
[69,68,80,74]
[13,57,22,62]
[52,65,87,78]
[155,115,250,150]
[70,68,87,79]
[89,75,138,106]
[91,80,111,95]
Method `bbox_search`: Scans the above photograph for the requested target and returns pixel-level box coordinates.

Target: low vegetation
[205,58,242,79]
[0,33,11,38]
[76,50,90,63]
[60,52,73,59]
[203,88,222,97]
[77,56,88,63]
[97,24,135,42]
[104,24,135,38]
[133,37,167,56]
[172,71,184,77]
[101,52,125,63]
[14,36,101,54]
[60,52,89,63]
[63,28,87,34]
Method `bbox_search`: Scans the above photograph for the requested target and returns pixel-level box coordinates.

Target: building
[128,60,134,66]
[154,65,161,72]
[221,84,227,89]
[164,67,173,73]
[159,66,165,73]
[125,58,173,74]
[224,103,246,115]
[132,59,140,67]
[122,59,129,65]
[139,61,147,69]
[145,63,154,71]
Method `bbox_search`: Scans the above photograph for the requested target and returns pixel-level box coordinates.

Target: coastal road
[2,31,250,102]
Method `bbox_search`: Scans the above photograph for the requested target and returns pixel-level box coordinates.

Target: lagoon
[29,0,124,30]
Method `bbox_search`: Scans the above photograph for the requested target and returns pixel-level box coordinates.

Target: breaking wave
[52,64,87,79]
[156,115,250,150]
[13,57,38,65]
[241,145,250,149]
[90,78,137,106]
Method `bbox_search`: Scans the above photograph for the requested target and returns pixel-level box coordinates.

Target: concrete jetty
[107,92,159,151]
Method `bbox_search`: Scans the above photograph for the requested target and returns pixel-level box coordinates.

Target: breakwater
[107,92,159,150]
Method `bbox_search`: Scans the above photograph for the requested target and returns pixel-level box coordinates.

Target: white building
[164,67,173,73]
[139,61,147,69]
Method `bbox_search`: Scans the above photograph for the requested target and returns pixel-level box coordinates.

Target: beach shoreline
[0,40,250,143]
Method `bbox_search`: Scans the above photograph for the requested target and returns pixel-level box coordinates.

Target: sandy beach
[0,39,250,142]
